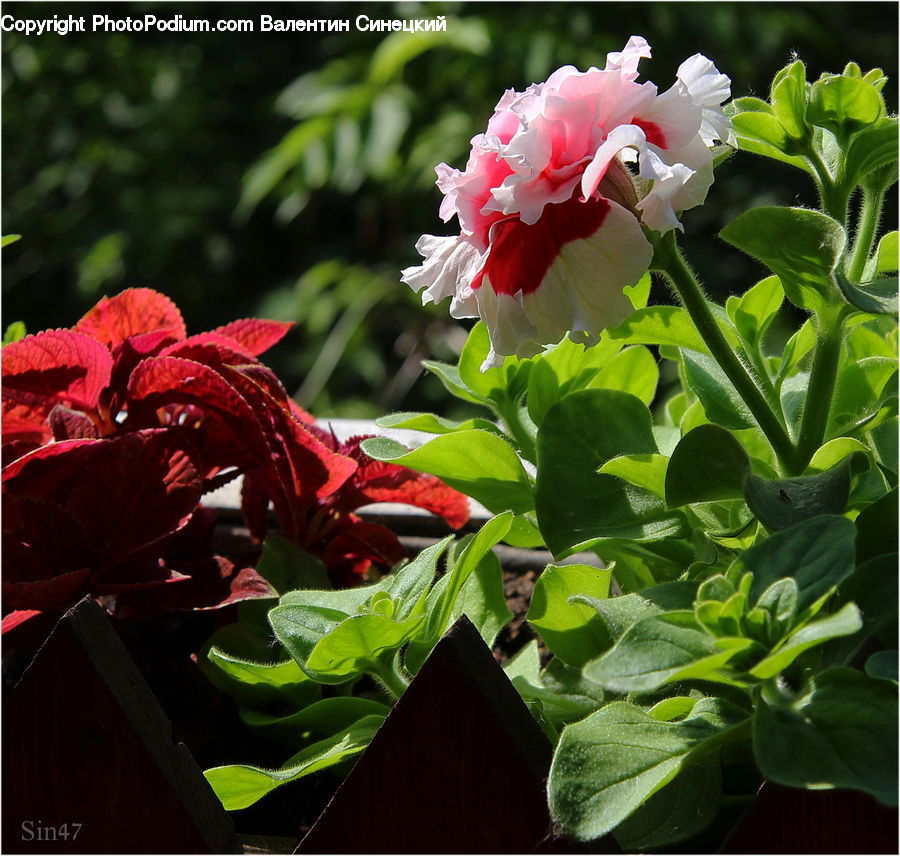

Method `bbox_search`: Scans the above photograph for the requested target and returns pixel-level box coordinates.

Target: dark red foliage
[2,288,468,629]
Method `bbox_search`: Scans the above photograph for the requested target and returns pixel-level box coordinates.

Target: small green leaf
[376,411,501,435]
[749,602,863,678]
[720,207,846,312]
[741,515,856,612]
[2,321,27,345]
[1,234,21,248]
[681,349,755,430]
[204,715,385,810]
[865,650,898,683]
[624,272,653,310]
[770,60,809,140]
[754,668,897,805]
[835,270,898,315]
[732,276,784,346]
[304,612,424,680]
[807,75,884,141]
[360,432,533,514]
[743,456,860,531]
[606,306,710,353]
[526,333,621,427]
[588,345,659,406]
[444,548,512,649]
[665,425,750,507]
[526,563,613,666]
[458,321,530,404]
[599,454,668,499]
[583,613,754,693]
[549,698,749,841]
[421,359,485,405]
[240,697,390,740]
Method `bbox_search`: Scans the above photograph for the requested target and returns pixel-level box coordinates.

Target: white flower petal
[401,235,483,317]
[677,54,736,146]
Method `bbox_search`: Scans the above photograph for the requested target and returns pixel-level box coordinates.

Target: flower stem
[847,184,885,283]
[792,304,849,473]
[651,231,795,473]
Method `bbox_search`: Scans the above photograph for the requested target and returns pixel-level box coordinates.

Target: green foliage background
[2,1,896,416]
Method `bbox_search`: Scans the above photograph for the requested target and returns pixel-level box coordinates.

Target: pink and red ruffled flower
[403,36,734,368]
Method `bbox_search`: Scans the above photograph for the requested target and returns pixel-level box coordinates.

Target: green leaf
[204,715,385,810]
[428,512,513,640]
[680,349,755,430]
[731,276,784,346]
[749,602,863,678]
[535,390,686,557]
[526,563,613,666]
[835,270,898,315]
[754,668,897,805]
[376,411,501,435]
[444,548,512,649]
[420,359,485,405]
[256,534,328,595]
[828,356,897,437]
[1,234,21,248]
[240,696,390,740]
[606,306,710,353]
[526,333,621,427]
[2,321,27,345]
[458,321,530,404]
[599,453,668,499]
[854,489,898,563]
[588,345,659,406]
[866,650,898,683]
[743,455,860,531]
[303,612,424,680]
[741,515,856,612]
[732,112,792,154]
[770,60,809,140]
[389,535,453,619]
[613,754,722,850]
[583,614,754,693]
[869,230,899,278]
[665,425,750,507]
[360,432,533,514]
[807,75,884,141]
[548,698,749,841]
[720,207,846,312]
[624,272,653,310]
[573,592,664,642]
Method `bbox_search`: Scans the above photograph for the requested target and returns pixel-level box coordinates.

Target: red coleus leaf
[49,404,100,441]
[1,610,43,634]
[336,436,470,529]
[2,431,204,611]
[210,318,294,357]
[117,556,273,612]
[321,519,409,582]
[2,395,53,454]
[2,328,113,411]
[74,287,187,348]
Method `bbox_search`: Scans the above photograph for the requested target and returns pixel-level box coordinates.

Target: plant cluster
[1,288,468,630]
[199,47,897,850]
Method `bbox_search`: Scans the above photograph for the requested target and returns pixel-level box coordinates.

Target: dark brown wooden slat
[720,781,899,854]
[295,614,564,854]
[3,597,239,854]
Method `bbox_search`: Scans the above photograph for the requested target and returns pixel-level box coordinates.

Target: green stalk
[370,656,409,702]
[847,184,886,283]
[792,304,849,473]
[651,231,796,473]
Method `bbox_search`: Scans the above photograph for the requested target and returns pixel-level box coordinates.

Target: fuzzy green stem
[847,184,886,283]
[792,304,850,473]
[806,149,848,224]
[651,231,795,474]
[370,656,409,702]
